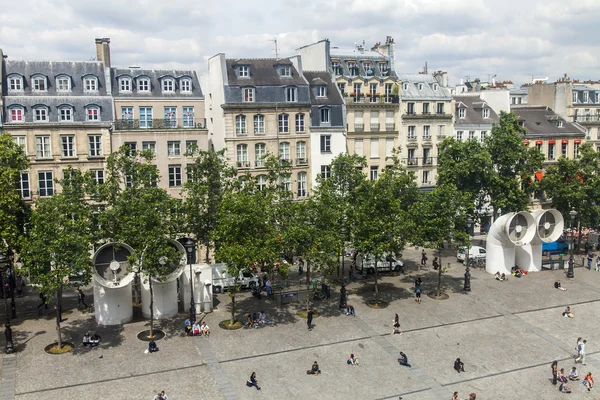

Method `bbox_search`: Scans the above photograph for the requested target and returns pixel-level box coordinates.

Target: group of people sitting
[82,332,101,347]
[184,318,210,337]
[562,306,574,318]
[494,272,508,281]
[153,391,168,400]
[511,266,525,278]
[244,311,269,328]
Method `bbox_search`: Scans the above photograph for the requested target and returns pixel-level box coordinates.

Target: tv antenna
[268,38,279,59]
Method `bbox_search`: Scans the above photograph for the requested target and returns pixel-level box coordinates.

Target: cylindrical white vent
[516,209,564,272]
[486,211,536,275]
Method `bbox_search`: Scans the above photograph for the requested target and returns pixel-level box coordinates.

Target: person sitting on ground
[494,272,504,281]
[512,266,523,277]
[252,312,258,325]
[468,393,476,400]
[558,368,568,383]
[562,306,574,318]
[82,332,91,346]
[559,382,572,393]
[184,317,192,336]
[346,304,355,316]
[451,392,459,400]
[148,340,159,353]
[245,313,257,328]
[398,352,411,368]
[91,333,100,347]
[347,353,359,366]
[501,273,508,281]
[432,257,439,270]
[454,358,465,373]
[306,361,321,375]
[555,281,567,291]
[258,311,269,325]
[200,321,210,337]
[583,372,594,391]
[569,366,579,381]
[192,321,201,335]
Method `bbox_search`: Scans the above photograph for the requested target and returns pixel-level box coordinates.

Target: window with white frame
[58,106,73,122]
[84,77,98,91]
[238,65,249,77]
[482,108,490,118]
[480,131,487,142]
[32,76,47,91]
[278,114,289,133]
[121,106,134,120]
[369,83,377,98]
[438,125,445,137]
[18,172,30,199]
[386,138,394,157]
[437,103,445,114]
[348,63,358,76]
[180,78,192,93]
[408,126,416,139]
[297,172,307,197]
[142,141,156,155]
[88,135,102,157]
[337,82,346,94]
[255,143,266,167]
[403,82,409,91]
[469,131,475,140]
[295,114,305,132]
[418,83,424,91]
[119,77,131,92]
[56,76,71,91]
[10,107,24,123]
[317,86,327,97]
[164,107,177,128]
[124,142,137,155]
[138,78,150,92]
[422,170,430,184]
[168,165,182,187]
[370,138,379,158]
[243,87,255,102]
[91,169,104,185]
[162,79,175,93]
[61,135,75,157]
[8,76,23,91]
[458,108,466,118]
[34,107,49,122]
[185,140,197,156]
[423,103,430,114]
[423,125,430,139]
[354,139,363,156]
[296,141,306,161]
[183,107,194,128]
[332,62,343,75]
[353,83,361,97]
[13,136,26,152]
[236,144,248,165]
[86,106,100,121]
[36,136,51,158]
[257,175,267,191]
[583,92,589,103]
[236,115,247,135]
[285,87,297,102]
[168,141,181,156]
[254,115,265,134]
[280,175,291,192]
[280,66,292,77]
[370,166,378,181]
[320,135,331,153]
[279,142,290,160]
[572,92,578,104]
[140,107,153,128]
[320,108,330,124]
[38,171,54,197]
[321,165,331,179]
[457,131,463,141]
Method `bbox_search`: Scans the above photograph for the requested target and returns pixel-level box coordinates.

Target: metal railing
[386,123,395,131]
[354,123,364,132]
[370,123,380,131]
[115,118,206,130]
[574,114,600,123]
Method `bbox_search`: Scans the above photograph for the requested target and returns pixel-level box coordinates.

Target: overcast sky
[1,0,598,86]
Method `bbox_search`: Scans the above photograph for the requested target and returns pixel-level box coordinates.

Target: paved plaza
[1,243,600,399]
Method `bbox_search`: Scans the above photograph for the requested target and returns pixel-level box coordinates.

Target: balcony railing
[405,158,419,166]
[386,123,395,131]
[402,157,437,167]
[354,123,364,132]
[407,135,417,141]
[255,159,265,168]
[295,158,308,166]
[574,114,600,123]
[115,118,206,130]
[423,135,432,141]
[402,112,452,120]
[423,157,433,165]
[370,123,380,131]
[236,160,251,169]
[346,96,399,104]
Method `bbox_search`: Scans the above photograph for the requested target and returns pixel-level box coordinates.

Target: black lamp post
[464,217,473,292]
[567,210,577,279]
[0,253,14,353]
[341,227,347,282]
[184,239,197,322]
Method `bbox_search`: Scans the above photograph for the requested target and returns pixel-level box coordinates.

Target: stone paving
[1,242,600,399]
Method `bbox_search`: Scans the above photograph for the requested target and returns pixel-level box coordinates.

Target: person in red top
[583,372,595,391]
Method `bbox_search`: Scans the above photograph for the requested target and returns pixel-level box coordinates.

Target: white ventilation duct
[515,209,564,272]
[486,212,536,275]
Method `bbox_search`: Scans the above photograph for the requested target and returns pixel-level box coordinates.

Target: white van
[456,246,486,262]
[357,254,404,274]
[212,263,260,293]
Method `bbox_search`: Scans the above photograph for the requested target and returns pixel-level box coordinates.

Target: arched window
[33,105,49,122]
[56,75,72,92]
[84,76,99,92]
[8,105,25,123]
[235,115,247,135]
[179,78,192,93]
[85,105,100,121]
[32,75,48,91]
[137,77,151,92]
[7,74,24,91]
[58,105,74,122]
[119,77,132,92]
[161,78,175,93]
[279,142,290,160]
[296,141,306,162]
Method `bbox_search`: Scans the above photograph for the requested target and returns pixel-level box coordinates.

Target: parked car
[356,254,404,274]
[212,263,260,294]
[457,246,486,262]
[542,237,570,255]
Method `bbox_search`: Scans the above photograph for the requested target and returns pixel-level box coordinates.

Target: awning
[535,140,543,145]
[378,61,387,64]
[524,141,529,145]
[535,171,544,181]
[331,59,340,63]
[575,140,582,144]
[562,139,569,144]
[549,140,556,144]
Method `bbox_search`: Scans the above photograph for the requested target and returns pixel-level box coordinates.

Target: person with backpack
[77,288,88,310]
[414,283,423,304]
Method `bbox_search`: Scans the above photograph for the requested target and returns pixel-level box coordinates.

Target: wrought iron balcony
[574,114,600,124]
[115,118,206,130]
[385,123,396,131]
[403,112,452,120]
[354,123,364,132]
[370,123,380,131]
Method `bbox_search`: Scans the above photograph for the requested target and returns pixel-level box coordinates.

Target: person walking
[414,283,423,304]
[587,252,594,270]
[37,292,48,315]
[596,255,600,271]
[265,278,272,299]
[421,250,427,267]
[307,308,313,331]
[247,372,261,390]
[392,313,402,335]
[551,360,558,385]
[575,340,587,365]
[77,288,88,310]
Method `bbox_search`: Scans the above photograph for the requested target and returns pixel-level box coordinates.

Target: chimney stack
[95,38,111,67]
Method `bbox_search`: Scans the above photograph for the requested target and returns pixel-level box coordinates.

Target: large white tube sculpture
[486,211,536,275]
[515,209,564,272]
[180,263,214,313]
[140,239,186,319]
[92,242,136,326]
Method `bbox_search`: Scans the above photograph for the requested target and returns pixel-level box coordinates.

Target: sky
[1,0,599,87]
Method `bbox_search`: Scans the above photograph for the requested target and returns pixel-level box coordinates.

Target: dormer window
[482,108,490,118]
[86,106,100,121]
[32,76,47,91]
[33,106,49,122]
[180,78,192,93]
[583,92,589,103]
[56,76,71,92]
[331,61,342,75]
[364,63,373,76]
[403,82,409,91]
[596,93,600,103]
[138,77,150,92]
[58,105,73,122]
[458,108,466,118]
[119,77,132,92]
[285,87,297,102]
[162,78,175,93]
[9,106,24,123]
[348,63,358,76]
[243,87,255,102]
[557,120,563,128]
[84,76,98,92]
[432,83,438,91]
[238,65,249,78]
[418,83,424,91]
[572,92,578,104]
[280,66,292,77]
[317,86,327,97]
[8,75,23,91]
[380,62,388,73]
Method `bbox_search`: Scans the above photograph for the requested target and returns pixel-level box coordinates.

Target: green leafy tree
[182,148,236,263]
[99,147,182,337]
[0,132,30,255]
[22,168,92,348]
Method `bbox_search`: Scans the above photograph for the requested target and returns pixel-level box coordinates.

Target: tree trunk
[205,240,210,263]
[230,290,236,326]
[374,255,379,301]
[149,276,154,339]
[56,290,62,348]
[437,247,442,298]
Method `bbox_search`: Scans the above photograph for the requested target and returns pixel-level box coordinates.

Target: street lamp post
[341,227,347,282]
[0,253,14,353]
[184,239,197,322]
[464,218,473,292]
[567,210,578,279]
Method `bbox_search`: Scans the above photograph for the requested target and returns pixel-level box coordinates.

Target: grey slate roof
[225,59,306,86]
[110,68,203,97]
[3,96,112,124]
[512,106,586,137]
[454,96,500,125]
[397,74,452,100]
[303,71,344,128]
